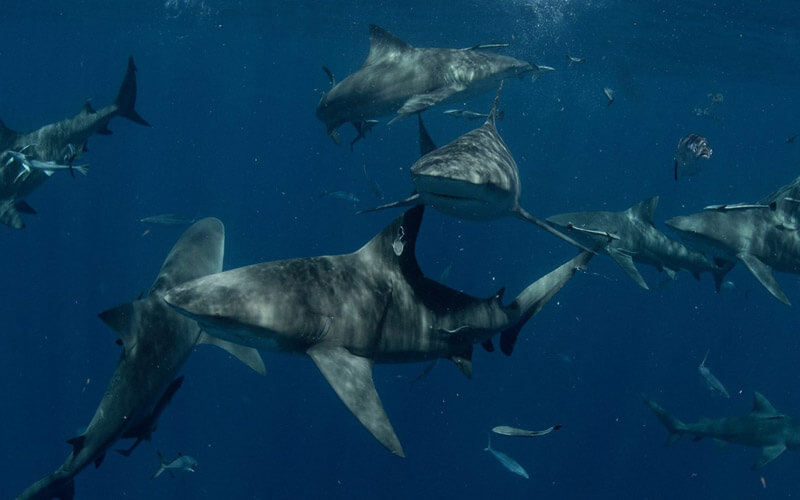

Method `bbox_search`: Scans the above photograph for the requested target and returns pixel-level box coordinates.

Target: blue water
[2,0,800,498]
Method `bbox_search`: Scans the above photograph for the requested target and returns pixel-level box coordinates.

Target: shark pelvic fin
[307,343,404,457]
[198,331,266,375]
[607,247,649,290]
[114,56,151,127]
[753,444,786,470]
[365,25,413,67]
[738,252,789,305]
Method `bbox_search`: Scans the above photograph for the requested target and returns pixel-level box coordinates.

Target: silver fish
[492,424,562,438]
[698,349,730,399]
[603,87,614,106]
[318,189,360,204]
[139,214,198,226]
[443,109,504,121]
[485,434,529,479]
[565,54,586,65]
[152,451,198,479]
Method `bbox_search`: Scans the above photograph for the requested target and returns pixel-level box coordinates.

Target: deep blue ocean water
[2,1,800,498]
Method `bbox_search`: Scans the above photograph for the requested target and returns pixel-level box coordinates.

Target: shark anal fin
[392,86,462,123]
[307,344,404,457]
[738,252,790,305]
[607,247,649,290]
[753,444,786,469]
[198,331,266,375]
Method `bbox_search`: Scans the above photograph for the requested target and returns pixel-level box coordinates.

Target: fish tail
[114,56,151,127]
[643,395,687,445]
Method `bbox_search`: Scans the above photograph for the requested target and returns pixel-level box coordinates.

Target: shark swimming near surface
[547,196,733,291]
[665,189,800,305]
[15,218,265,500]
[0,56,150,229]
[316,24,553,146]
[644,392,800,469]
[359,85,592,253]
[164,205,591,457]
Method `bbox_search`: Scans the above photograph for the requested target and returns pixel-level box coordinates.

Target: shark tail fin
[500,251,593,355]
[643,396,687,445]
[115,56,151,127]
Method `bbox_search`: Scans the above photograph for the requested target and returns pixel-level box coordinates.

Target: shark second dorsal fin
[752,392,779,415]
[358,205,425,281]
[98,302,137,348]
[198,331,266,375]
[365,25,413,67]
[307,343,404,457]
[629,196,659,224]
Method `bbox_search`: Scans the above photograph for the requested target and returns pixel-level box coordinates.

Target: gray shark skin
[0,56,150,229]
[316,24,551,144]
[547,196,732,290]
[15,218,265,500]
[644,393,800,469]
[665,195,800,305]
[360,87,591,253]
[164,206,591,457]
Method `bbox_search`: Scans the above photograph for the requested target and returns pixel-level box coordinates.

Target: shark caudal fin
[114,56,151,127]
[500,251,593,355]
[643,396,687,445]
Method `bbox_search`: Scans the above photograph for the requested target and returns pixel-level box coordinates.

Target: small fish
[485,434,529,479]
[565,54,586,65]
[152,451,198,479]
[4,149,89,179]
[698,349,730,399]
[603,87,614,106]
[317,190,360,204]
[139,214,198,226]
[492,424,562,438]
[787,134,799,144]
[443,109,504,121]
[674,133,712,180]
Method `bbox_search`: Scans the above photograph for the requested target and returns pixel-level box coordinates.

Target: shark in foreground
[665,194,800,305]
[547,196,733,290]
[360,86,591,253]
[0,56,150,229]
[645,393,800,469]
[15,218,264,500]
[316,24,553,145]
[164,206,591,457]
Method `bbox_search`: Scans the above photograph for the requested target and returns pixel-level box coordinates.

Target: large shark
[665,196,800,305]
[360,87,591,253]
[0,56,150,229]
[316,24,553,145]
[15,218,265,500]
[164,206,591,457]
[644,393,800,469]
[547,196,733,290]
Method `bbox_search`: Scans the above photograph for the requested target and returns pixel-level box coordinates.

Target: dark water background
[2,0,800,498]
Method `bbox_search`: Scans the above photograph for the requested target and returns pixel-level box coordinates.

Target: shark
[0,56,150,229]
[316,24,553,145]
[359,86,592,253]
[546,196,733,290]
[665,194,800,305]
[164,205,592,457]
[644,392,800,469]
[15,218,265,500]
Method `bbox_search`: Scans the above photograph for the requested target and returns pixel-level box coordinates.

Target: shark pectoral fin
[98,302,137,347]
[198,331,266,375]
[357,194,420,215]
[738,253,790,305]
[607,247,649,290]
[307,344,404,457]
[392,86,462,122]
[753,444,786,469]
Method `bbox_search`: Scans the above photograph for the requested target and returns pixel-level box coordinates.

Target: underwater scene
[3,1,800,498]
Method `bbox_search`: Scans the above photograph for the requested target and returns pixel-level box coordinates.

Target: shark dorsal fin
[358,205,425,280]
[752,392,779,415]
[98,302,137,348]
[629,196,659,224]
[83,100,96,114]
[365,25,413,67]
[486,81,504,128]
[417,114,438,156]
